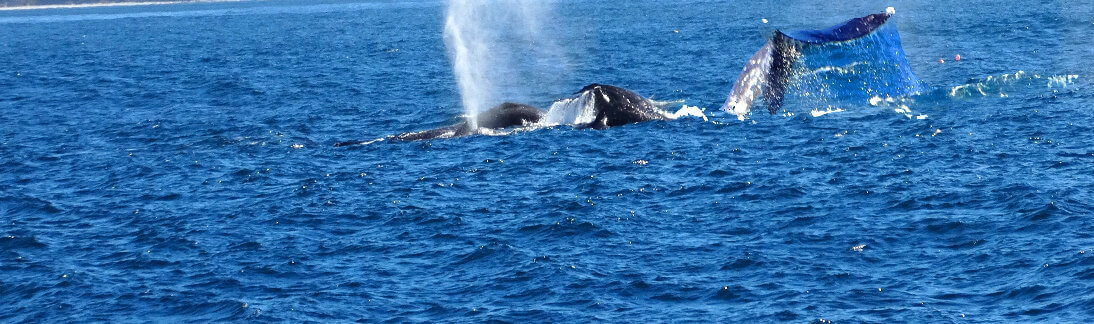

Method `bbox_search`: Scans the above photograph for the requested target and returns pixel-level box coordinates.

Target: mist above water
[444,0,567,129]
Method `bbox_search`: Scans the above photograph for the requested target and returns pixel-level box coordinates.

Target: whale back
[393,123,471,141]
[385,102,542,142]
[475,102,545,129]
[578,84,670,129]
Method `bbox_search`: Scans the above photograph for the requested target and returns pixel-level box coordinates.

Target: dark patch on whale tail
[723,9,926,118]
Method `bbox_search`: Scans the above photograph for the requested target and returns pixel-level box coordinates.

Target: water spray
[443,0,566,130]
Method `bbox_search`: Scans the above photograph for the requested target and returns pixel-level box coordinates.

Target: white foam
[810,107,844,117]
[650,99,685,109]
[946,71,1079,99]
[1047,74,1079,88]
[867,95,897,106]
[669,105,708,121]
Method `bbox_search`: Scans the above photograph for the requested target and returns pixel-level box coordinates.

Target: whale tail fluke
[723,9,925,119]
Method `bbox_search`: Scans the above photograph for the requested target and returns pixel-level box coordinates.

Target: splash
[542,91,598,126]
[854,71,1082,120]
[443,0,566,129]
[944,71,1079,98]
[723,10,924,119]
[541,92,708,127]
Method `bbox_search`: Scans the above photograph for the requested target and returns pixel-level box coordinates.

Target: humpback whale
[565,83,675,129]
[335,84,700,145]
[334,102,544,146]
[723,8,926,119]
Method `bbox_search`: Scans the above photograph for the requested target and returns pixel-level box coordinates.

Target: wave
[844,71,1082,119]
[0,0,246,11]
[940,71,1080,99]
[0,0,437,24]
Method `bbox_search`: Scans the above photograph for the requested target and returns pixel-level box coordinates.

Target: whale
[335,84,701,145]
[566,83,675,129]
[334,102,544,146]
[722,8,926,119]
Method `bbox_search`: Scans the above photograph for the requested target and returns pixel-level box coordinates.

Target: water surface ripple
[1,0,1092,322]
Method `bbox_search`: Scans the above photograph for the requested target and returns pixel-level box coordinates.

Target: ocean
[1,0,1092,322]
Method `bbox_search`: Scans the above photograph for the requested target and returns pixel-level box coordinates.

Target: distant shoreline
[0,0,249,11]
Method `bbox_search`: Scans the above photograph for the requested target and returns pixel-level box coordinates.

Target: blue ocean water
[1,0,1092,322]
